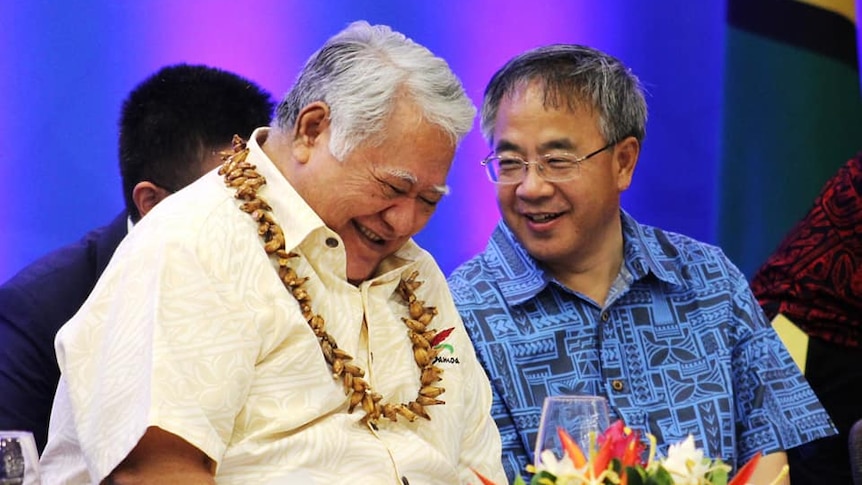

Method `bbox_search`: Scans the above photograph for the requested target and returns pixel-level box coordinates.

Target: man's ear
[132,181,173,218]
[614,136,640,192]
[292,101,331,164]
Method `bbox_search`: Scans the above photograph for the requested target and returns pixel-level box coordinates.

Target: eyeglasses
[481,142,616,184]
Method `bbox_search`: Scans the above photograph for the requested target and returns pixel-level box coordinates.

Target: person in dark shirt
[751,153,862,485]
[0,64,274,452]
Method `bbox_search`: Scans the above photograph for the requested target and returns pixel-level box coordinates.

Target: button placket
[598,308,624,396]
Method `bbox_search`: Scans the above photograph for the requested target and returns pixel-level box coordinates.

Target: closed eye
[379,180,409,198]
[498,157,525,171]
[545,156,578,168]
[379,178,441,208]
[419,194,442,207]
[388,183,408,195]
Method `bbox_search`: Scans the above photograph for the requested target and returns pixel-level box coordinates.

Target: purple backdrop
[0,0,725,281]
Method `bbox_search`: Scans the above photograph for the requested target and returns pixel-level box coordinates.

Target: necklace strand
[218,135,446,427]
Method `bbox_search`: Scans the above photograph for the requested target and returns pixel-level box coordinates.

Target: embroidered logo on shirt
[431,327,460,365]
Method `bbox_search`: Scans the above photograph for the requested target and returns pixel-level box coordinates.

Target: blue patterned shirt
[447,211,836,481]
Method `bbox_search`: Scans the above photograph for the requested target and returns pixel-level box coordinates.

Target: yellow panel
[772,313,809,373]
[795,0,856,22]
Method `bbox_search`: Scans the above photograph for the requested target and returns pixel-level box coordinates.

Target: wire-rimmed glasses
[481,142,615,185]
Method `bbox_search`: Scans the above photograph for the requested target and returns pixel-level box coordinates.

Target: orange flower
[556,425,588,468]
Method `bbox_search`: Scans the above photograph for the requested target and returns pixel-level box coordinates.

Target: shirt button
[325,237,339,248]
[611,380,625,392]
[601,312,610,322]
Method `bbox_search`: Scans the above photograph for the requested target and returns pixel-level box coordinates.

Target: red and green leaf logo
[431,327,454,351]
[431,327,459,364]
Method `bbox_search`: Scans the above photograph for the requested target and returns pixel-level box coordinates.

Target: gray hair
[480,44,647,146]
[274,21,476,159]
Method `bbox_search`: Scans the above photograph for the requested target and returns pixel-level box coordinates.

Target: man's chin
[346,263,378,285]
[521,240,566,265]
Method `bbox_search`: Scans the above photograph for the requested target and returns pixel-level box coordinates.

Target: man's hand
[102,426,216,484]
[750,451,790,485]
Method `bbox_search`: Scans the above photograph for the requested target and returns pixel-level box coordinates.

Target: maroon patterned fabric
[751,153,862,347]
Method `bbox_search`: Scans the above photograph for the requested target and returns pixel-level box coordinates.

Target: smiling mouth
[525,212,562,223]
[355,222,385,244]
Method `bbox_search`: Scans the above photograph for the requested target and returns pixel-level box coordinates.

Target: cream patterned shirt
[40,128,505,485]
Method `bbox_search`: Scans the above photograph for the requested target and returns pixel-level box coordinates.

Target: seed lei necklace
[218,135,446,428]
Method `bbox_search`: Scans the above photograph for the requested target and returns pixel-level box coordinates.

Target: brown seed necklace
[218,135,446,428]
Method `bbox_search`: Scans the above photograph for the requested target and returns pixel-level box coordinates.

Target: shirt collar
[489,210,685,305]
[619,210,685,288]
[245,127,422,285]
[246,127,327,253]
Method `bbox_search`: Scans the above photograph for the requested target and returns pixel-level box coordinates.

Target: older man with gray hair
[40,21,505,485]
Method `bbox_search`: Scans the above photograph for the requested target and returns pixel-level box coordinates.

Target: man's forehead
[503,80,593,113]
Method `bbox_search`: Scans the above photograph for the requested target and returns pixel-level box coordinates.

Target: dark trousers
[788,337,862,485]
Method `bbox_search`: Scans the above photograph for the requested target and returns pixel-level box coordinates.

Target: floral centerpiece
[474,420,788,485]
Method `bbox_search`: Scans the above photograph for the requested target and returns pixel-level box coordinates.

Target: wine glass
[0,431,41,485]
[533,395,611,466]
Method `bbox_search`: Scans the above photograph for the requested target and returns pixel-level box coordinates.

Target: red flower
[728,451,761,485]
[598,420,647,468]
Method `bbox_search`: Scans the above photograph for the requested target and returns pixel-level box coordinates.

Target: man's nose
[382,198,422,237]
[516,163,553,196]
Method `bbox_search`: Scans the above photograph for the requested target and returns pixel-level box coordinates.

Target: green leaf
[645,466,673,485]
[624,465,647,485]
[530,470,557,485]
[708,466,729,485]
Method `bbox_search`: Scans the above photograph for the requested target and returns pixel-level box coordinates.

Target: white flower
[659,435,712,485]
[534,450,607,485]
[536,449,578,477]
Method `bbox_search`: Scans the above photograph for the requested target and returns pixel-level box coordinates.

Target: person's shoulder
[447,251,489,286]
[2,216,127,290]
[842,151,862,176]
[447,223,509,283]
[634,220,742,280]
[0,215,127,327]
[132,173,240,243]
[397,240,449,282]
[118,176,273,283]
[636,220,725,257]
[824,152,862,204]
[446,251,499,309]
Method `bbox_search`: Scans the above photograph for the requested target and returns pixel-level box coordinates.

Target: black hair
[481,44,647,146]
[119,64,275,221]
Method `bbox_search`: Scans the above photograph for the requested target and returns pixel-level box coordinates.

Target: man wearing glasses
[447,44,835,484]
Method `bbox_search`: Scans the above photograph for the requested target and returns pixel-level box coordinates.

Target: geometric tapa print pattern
[448,212,836,482]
